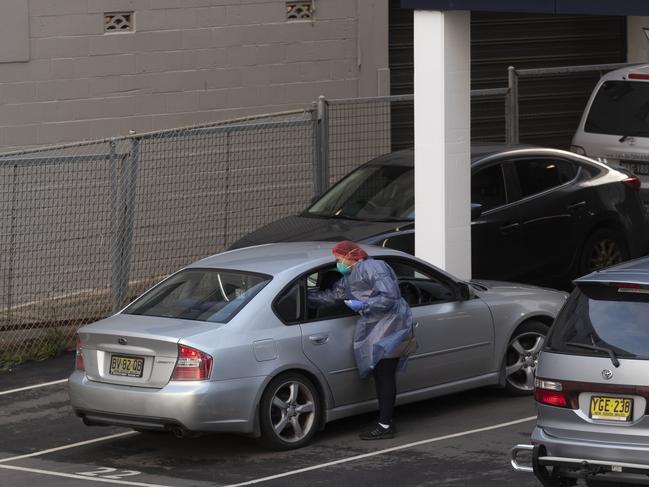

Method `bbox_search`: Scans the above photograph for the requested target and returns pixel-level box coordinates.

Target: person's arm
[307,277,346,307]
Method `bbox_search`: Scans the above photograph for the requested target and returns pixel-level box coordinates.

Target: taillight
[628,73,649,80]
[570,145,586,156]
[534,379,568,408]
[75,335,85,371]
[171,345,212,381]
[623,176,641,192]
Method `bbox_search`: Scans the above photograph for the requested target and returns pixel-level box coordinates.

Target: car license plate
[109,355,144,378]
[589,396,633,422]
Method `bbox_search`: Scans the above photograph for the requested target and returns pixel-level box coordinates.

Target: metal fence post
[109,139,121,313]
[313,95,330,197]
[111,138,139,313]
[507,66,520,145]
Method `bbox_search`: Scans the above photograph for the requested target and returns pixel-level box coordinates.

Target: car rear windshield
[306,165,414,221]
[545,284,649,360]
[585,80,649,137]
[123,269,271,323]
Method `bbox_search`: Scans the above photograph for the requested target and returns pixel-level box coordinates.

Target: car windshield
[545,285,649,360]
[123,269,271,323]
[585,80,649,136]
[306,165,414,221]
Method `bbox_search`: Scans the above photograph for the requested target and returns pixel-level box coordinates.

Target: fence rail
[0,60,634,365]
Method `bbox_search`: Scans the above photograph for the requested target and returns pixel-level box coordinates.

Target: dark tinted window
[471,164,506,211]
[380,233,414,255]
[124,269,270,323]
[514,159,577,198]
[383,258,455,306]
[545,285,649,359]
[585,81,649,136]
[274,282,302,324]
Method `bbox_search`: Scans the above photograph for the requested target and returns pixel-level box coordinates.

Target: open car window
[305,267,355,321]
[381,258,456,307]
[124,268,271,323]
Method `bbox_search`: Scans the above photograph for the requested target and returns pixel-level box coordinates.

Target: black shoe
[359,423,395,440]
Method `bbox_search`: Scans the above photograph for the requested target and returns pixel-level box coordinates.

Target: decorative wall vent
[286,1,314,21]
[104,12,134,33]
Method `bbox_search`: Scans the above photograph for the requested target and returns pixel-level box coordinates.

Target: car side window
[514,158,577,199]
[471,164,507,212]
[274,281,302,324]
[305,267,355,321]
[382,258,456,307]
[380,232,415,256]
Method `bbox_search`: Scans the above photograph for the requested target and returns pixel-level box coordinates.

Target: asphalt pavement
[0,353,543,487]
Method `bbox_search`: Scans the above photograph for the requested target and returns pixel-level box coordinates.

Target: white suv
[571,64,649,207]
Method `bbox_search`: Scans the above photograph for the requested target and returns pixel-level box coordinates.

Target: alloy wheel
[587,238,622,272]
[505,331,545,392]
[269,380,316,443]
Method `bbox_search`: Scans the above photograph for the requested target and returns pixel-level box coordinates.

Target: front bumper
[68,370,266,434]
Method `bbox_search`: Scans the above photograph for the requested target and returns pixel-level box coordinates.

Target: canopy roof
[401,0,649,16]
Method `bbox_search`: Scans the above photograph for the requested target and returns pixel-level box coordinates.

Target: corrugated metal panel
[388,5,627,149]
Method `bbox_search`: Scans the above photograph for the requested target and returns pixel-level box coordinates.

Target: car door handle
[567,201,587,212]
[309,334,329,345]
[499,222,520,234]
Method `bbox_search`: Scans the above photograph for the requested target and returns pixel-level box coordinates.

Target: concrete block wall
[0,0,389,149]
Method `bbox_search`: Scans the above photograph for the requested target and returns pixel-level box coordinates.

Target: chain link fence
[0,111,317,366]
[0,87,510,366]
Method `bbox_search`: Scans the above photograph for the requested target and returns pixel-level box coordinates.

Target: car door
[508,156,584,280]
[471,161,523,281]
[296,266,376,407]
[380,257,495,391]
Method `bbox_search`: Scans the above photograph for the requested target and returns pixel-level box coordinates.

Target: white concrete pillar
[628,17,649,63]
[414,10,471,279]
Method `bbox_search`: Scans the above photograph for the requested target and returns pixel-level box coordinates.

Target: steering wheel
[399,282,422,306]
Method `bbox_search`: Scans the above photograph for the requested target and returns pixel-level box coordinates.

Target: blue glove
[344,299,368,313]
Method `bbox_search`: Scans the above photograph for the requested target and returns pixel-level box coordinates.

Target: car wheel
[579,228,629,276]
[258,373,321,450]
[504,321,549,396]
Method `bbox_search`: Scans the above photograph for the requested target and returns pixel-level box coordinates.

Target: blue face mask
[337,262,352,275]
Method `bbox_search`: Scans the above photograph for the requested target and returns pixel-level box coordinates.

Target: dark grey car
[232,147,649,290]
[512,257,649,485]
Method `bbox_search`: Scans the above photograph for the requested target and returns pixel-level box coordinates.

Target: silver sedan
[68,242,568,449]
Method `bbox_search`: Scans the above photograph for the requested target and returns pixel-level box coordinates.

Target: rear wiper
[565,342,620,368]
[619,131,649,142]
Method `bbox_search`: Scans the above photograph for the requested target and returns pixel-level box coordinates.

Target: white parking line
[222,415,538,487]
[0,378,68,396]
[0,464,174,487]
[0,431,137,464]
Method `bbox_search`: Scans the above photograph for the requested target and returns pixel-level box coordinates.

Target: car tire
[504,320,549,397]
[579,228,629,276]
[258,372,321,450]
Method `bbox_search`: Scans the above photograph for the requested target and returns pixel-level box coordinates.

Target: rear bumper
[532,426,649,465]
[512,443,649,486]
[68,370,266,434]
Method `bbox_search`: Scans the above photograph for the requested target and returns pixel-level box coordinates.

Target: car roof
[599,63,649,82]
[365,144,574,166]
[187,241,409,277]
[576,256,649,286]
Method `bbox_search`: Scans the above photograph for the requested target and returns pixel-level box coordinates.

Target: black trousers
[372,357,399,424]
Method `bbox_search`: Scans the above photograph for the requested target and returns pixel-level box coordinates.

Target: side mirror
[471,203,483,220]
[458,282,474,301]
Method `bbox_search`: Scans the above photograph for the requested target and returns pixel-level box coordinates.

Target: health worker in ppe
[308,240,415,440]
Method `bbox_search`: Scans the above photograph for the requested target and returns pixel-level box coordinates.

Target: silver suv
[512,257,649,486]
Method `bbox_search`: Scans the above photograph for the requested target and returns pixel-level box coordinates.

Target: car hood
[471,279,569,302]
[229,214,411,249]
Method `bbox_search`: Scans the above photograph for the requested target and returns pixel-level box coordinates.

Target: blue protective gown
[308,258,414,378]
